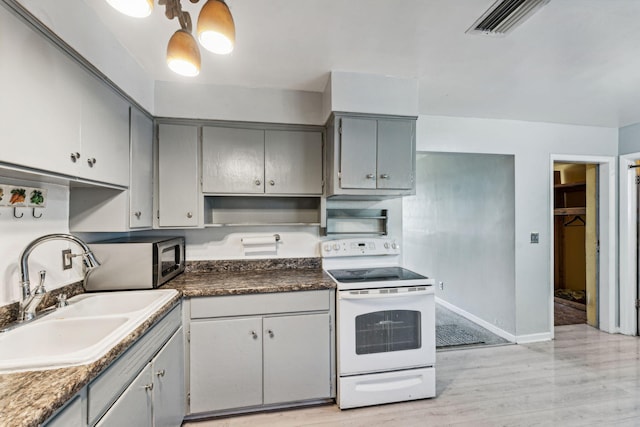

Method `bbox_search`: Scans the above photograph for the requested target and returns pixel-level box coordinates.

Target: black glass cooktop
[328,267,427,283]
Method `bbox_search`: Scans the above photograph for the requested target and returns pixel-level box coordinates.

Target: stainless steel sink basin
[0,289,177,373]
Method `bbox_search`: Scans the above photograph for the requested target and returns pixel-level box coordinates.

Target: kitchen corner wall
[409,115,618,339]
[0,178,85,306]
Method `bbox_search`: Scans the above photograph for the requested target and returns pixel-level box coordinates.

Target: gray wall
[619,122,640,155]
[403,152,516,335]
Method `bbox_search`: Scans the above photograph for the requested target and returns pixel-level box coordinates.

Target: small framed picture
[27,188,47,208]
[0,185,7,206]
[7,186,28,207]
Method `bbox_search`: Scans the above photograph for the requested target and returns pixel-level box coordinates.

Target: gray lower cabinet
[96,327,184,427]
[188,291,334,415]
[45,395,85,427]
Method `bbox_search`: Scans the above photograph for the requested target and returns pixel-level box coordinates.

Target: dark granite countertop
[0,258,336,427]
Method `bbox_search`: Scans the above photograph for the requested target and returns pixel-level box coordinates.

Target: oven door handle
[339,289,433,300]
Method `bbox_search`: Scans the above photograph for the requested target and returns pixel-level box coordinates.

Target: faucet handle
[56,294,68,308]
[35,270,46,294]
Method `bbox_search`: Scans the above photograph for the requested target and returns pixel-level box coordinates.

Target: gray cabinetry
[45,395,85,427]
[202,127,265,194]
[190,317,263,412]
[265,130,323,195]
[69,107,153,232]
[157,124,200,227]
[95,365,153,427]
[201,126,323,196]
[327,114,416,197]
[187,291,335,416]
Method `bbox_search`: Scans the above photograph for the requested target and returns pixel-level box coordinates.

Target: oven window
[355,310,421,355]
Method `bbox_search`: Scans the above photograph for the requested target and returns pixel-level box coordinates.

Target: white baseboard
[515,332,552,344]
[436,297,516,343]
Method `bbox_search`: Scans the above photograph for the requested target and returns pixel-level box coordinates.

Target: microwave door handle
[339,289,433,300]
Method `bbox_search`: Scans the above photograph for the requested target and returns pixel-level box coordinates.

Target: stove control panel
[320,238,400,257]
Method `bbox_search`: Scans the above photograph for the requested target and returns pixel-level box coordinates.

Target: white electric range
[321,237,436,409]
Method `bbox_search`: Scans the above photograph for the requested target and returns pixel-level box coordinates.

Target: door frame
[549,154,617,336]
[619,152,640,335]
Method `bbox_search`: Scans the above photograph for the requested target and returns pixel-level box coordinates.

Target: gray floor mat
[436,303,510,349]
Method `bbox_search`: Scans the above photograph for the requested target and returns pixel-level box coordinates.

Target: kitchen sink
[0,289,177,373]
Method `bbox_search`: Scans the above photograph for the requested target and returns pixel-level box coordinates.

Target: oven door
[337,286,435,376]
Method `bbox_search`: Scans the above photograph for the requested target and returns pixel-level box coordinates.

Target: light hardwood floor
[184,324,640,426]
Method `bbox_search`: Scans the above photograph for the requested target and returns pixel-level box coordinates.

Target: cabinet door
[130,108,154,228]
[44,395,84,427]
[96,365,153,427]
[0,9,81,176]
[79,77,130,186]
[376,119,415,190]
[153,327,185,427]
[190,318,263,413]
[265,131,323,195]
[263,313,331,405]
[202,127,265,194]
[157,124,199,227]
[339,118,377,189]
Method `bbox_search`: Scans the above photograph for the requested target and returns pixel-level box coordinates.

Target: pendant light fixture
[197,0,235,55]
[167,29,201,77]
[107,0,235,76]
[106,0,153,18]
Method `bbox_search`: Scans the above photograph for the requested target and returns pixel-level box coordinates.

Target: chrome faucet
[18,233,101,322]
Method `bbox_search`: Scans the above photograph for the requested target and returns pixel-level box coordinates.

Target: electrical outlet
[438,281,444,290]
[530,232,539,244]
[62,249,72,270]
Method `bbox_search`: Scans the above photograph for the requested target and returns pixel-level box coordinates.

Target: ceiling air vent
[466,0,550,36]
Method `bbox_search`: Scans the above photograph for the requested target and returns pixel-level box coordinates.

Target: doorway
[553,162,598,327]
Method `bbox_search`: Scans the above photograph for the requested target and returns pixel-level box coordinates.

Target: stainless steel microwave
[85,236,185,291]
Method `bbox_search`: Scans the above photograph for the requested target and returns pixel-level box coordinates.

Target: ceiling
[84,0,640,127]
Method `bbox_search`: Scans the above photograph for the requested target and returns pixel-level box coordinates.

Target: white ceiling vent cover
[466,0,550,36]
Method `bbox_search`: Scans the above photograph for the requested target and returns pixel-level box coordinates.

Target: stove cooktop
[328,267,428,283]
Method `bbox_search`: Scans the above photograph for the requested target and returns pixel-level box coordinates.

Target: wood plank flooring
[184,324,640,426]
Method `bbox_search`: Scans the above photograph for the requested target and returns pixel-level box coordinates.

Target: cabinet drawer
[190,290,330,319]
[88,304,181,425]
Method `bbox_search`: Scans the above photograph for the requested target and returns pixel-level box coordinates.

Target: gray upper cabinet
[157,124,200,227]
[327,114,416,197]
[129,108,154,228]
[202,126,323,196]
[202,127,265,194]
[376,119,415,190]
[265,130,323,195]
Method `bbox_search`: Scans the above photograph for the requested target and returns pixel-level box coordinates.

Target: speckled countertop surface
[0,258,336,427]
[164,264,336,296]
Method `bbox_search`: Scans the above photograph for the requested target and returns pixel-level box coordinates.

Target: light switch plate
[530,232,539,244]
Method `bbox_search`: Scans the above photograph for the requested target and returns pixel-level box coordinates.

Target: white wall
[415,115,618,338]
[0,178,85,306]
[155,81,324,125]
[404,153,516,335]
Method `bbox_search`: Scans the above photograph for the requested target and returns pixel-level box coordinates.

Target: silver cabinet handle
[156,369,166,377]
[267,329,274,338]
[366,174,375,179]
[70,152,80,162]
[255,180,261,186]
[87,158,97,167]
[380,174,389,179]
[269,180,275,186]
[144,383,154,391]
[134,211,142,218]
[251,330,258,339]
[186,212,193,218]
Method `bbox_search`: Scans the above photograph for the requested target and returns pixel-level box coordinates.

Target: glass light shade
[197,0,236,54]
[105,0,153,18]
[166,30,201,77]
